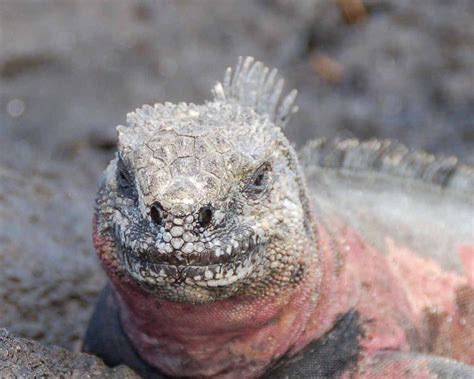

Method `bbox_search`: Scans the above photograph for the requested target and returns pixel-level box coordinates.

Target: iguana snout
[113,192,266,289]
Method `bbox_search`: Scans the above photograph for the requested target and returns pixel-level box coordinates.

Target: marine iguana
[84,57,474,378]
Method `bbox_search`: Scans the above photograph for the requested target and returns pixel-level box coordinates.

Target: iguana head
[94,57,316,303]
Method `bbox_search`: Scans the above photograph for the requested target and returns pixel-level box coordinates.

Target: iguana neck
[110,260,319,378]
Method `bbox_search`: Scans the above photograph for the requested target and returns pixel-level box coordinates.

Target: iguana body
[84,57,474,378]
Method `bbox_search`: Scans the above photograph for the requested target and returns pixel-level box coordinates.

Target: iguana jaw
[116,233,264,289]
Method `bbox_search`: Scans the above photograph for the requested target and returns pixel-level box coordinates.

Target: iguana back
[301,138,474,272]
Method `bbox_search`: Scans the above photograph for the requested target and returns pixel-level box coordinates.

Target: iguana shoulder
[299,136,474,371]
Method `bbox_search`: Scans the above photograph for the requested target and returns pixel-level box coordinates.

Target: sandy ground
[0,0,473,375]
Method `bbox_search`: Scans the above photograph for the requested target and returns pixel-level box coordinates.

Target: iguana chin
[84,57,474,378]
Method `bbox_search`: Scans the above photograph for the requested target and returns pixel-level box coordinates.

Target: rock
[0,140,105,349]
[0,329,138,378]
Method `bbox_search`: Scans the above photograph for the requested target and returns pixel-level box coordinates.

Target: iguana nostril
[198,206,213,228]
[150,202,165,226]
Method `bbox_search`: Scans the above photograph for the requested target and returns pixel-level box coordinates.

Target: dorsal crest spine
[212,56,298,128]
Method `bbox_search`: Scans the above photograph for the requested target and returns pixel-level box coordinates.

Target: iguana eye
[253,172,265,187]
[244,163,272,197]
[116,157,137,200]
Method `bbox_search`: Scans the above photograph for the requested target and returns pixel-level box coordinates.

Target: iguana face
[95,101,313,303]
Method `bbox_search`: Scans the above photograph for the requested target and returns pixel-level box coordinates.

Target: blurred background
[2,0,474,165]
[0,0,473,350]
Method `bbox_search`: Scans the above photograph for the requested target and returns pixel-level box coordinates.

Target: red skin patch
[93,215,474,377]
[113,277,319,377]
[459,245,474,286]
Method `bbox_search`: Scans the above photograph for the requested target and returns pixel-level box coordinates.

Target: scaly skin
[87,57,474,378]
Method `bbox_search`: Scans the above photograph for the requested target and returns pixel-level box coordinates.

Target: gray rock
[0,329,138,378]
[0,139,105,349]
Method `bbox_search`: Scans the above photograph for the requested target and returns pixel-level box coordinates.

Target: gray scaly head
[94,57,317,303]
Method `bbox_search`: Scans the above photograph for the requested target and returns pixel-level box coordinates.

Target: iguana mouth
[118,245,262,287]
[114,223,265,287]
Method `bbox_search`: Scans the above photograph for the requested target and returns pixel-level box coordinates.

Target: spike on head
[212,56,298,128]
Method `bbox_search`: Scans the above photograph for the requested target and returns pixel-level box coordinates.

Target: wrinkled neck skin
[112,268,318,378]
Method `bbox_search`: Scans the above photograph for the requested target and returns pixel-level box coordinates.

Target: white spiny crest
[213,56,298,128]
[122,57,297,132]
